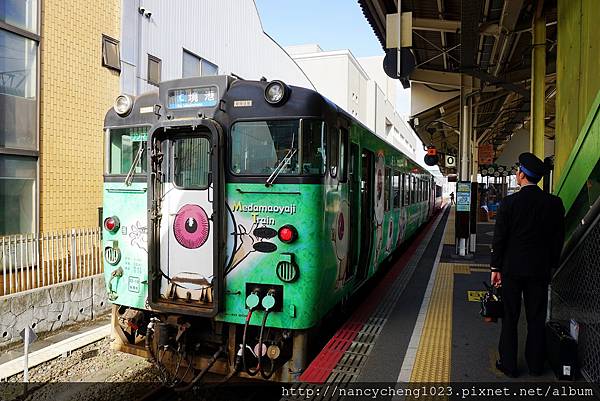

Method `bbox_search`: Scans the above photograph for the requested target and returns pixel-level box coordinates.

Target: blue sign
[167,86,218,109]
[456,181,471,212]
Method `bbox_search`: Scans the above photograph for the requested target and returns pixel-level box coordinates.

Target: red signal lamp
[104,216,120,233]
[278,225,298,244]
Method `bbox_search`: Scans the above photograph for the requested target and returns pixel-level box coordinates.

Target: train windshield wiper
[265,147,297,187]
[124,144,145,186]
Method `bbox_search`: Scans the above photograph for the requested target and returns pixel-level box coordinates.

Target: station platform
[284,205,569,397]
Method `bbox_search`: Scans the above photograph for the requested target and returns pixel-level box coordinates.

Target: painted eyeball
[377,169,383,200]
[173,204,209,249]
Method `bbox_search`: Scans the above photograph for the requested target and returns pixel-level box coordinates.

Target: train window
[403,174,410,206]
[301,120,327,175]
[329,127,339,177]
[107,127,148,175]
[392,170,401,208]
[384,167,391,211]
[230,120,326,176]
[231,120,300,176]
[148,54,161,86]
[411,176,416,204]
[339,127,348,182]
[173,136,211,189]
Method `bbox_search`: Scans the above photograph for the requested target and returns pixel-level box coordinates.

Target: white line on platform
[395,211,447,385]
[0,324,111,380]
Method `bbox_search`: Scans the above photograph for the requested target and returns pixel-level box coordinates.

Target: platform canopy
[358,0,557,175]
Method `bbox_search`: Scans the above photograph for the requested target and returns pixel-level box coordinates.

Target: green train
[102,76,442,384]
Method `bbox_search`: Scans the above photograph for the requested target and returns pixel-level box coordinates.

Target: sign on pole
[456,181,471,212]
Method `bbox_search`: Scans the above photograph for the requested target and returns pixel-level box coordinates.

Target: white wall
[120,0,314,95]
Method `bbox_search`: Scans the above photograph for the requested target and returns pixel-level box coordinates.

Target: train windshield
[106,127,148,175]
[230,120,326,176]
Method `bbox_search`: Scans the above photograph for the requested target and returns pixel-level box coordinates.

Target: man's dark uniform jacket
[491,183,566,375]
[491,185,565,281]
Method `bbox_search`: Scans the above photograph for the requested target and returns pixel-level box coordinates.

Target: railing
[0,227,102,297]
[551,196,600,385]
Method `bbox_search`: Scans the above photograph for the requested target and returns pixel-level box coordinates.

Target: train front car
[140,76,341,384]
[103,75,438,386]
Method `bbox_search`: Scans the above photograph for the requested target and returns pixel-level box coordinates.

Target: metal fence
[551,200,600,384]
[0,228,102,297]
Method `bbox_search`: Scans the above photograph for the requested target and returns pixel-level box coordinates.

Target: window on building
[0,155,36,235]
[182,49,218,77]
[0,0,38,33]
[393,170,401,208]
[0,29,37,150]
[102,35,120,72]
[148,54,161,86]
[201,58,218,76]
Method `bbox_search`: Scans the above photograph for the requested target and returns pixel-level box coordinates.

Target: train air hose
[242,309,260,376]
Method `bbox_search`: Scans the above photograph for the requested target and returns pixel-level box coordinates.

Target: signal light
[278,225,297,244]
[104,216,120,233]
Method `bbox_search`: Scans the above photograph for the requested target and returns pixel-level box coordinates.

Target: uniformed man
[491,152,565,377]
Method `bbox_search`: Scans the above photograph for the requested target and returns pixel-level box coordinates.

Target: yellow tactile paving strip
[443,207,456,245]
[410,262,454,382]
[453,264,471,274]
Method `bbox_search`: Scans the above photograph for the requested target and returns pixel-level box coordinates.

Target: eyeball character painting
[331,199,350,288]
[173,204,210,249]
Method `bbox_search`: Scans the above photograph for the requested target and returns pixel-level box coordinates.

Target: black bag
[546,321,578,380]
[480,281,503,320]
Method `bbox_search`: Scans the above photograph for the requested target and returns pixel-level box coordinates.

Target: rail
[0,227,102,297]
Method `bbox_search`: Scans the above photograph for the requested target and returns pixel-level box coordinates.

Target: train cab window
[230,120,326,176]
[384,167,391,211]
[173,136,211,189]
[329,127,339,177]
[392,170,400,208]
[107,127,148,175]
[301,120,327,175]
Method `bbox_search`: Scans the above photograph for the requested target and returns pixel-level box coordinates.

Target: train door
[148,121,223,316]
[348,143,360,278]
[356,148,374,282]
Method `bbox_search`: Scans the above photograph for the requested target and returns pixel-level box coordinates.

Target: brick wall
[39,0,121,231]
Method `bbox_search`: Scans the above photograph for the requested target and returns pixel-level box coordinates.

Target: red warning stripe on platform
[299,212,441,383]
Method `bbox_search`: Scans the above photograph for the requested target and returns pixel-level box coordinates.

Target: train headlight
[113,94,133,116]
[264,80,290,106]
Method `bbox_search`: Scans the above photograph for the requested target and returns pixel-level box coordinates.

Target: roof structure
[358,0,557,175]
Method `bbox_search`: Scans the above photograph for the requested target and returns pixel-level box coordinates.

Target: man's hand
[491,271,502,287]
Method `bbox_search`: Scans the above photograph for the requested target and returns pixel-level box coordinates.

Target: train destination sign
[167,86,218,109]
